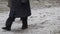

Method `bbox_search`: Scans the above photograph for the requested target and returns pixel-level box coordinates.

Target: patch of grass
[0,0,8,2]
[0,8,9,13]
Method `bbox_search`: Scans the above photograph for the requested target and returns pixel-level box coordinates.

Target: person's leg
[21,17,28,29]
[2,16,15,31]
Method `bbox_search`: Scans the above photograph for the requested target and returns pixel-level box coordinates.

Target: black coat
[9,0,31,17]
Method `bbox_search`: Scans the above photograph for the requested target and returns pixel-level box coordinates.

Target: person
[2,0,31,31]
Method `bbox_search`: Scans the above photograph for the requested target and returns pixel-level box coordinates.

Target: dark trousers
[5,16,28,28]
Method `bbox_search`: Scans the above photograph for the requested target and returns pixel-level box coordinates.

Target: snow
[0,7,60,34]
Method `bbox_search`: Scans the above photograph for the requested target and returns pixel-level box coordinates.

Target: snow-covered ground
[0,7,60,34]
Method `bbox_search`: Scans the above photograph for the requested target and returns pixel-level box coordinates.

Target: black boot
[2,17,15,31]
[2,27,11,31]
[21,17,28,29]
[21,25,28,29]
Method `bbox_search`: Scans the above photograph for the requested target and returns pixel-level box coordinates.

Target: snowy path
[0,7,60,34]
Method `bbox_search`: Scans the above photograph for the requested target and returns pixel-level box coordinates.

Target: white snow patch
[0,7,60,34]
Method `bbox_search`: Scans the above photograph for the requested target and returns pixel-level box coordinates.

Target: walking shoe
[21,26,28,29]
[2,27,11,31]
